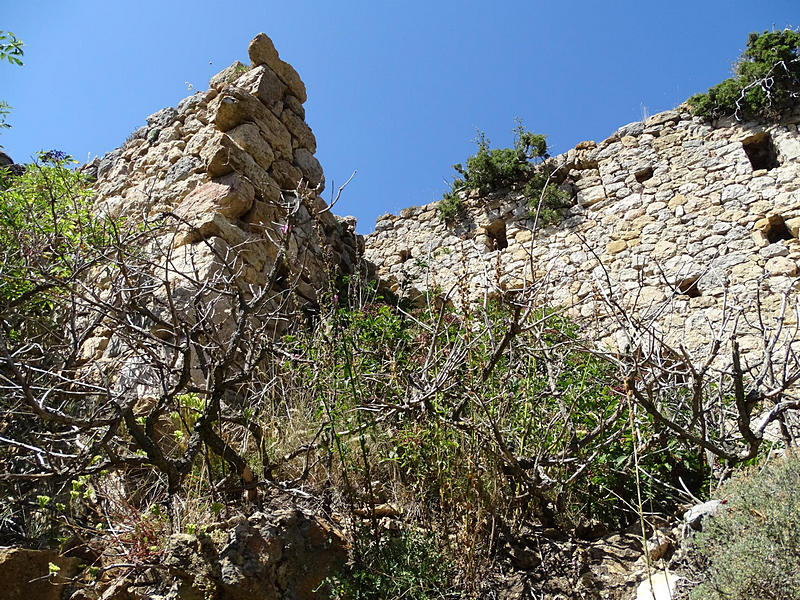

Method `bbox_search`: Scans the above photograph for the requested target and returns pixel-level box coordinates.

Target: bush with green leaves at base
[324,529,454,600]
[688,28,800,121]
[690,453,800,600]
[438,190,465,222]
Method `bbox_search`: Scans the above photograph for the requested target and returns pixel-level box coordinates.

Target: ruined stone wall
[365,105,800,353]
[89,33,360,315]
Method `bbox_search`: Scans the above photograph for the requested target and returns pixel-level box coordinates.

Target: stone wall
[365,105,800,353]
[89,33,360,316]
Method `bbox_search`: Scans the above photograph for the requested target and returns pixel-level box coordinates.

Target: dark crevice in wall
[742,132,779,171]
[677,276,701,298]
[763,215,794,244]
[485,220,508,251]
[635,166,654,183]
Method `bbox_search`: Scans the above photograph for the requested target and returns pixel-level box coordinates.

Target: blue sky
[2,1,797,232]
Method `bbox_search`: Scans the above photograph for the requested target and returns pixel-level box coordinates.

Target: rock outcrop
[93,505,347,600]
[365,105,800,356]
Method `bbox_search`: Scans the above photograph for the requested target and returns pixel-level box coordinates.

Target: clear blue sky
[2,1,797,232]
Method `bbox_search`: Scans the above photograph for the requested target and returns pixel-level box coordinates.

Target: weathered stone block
[248,32,307,103]
[282,107,317,153]
[293,148,324,189]
[227,122,276,171]
[212,87,293,160]
[237,64,286,113]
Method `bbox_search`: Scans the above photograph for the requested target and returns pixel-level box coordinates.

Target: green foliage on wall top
[439,121,569,223]
[688,28,800,121]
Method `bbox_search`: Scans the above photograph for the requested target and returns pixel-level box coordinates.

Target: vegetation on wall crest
[438,121,570,224]
[688,28,800,121]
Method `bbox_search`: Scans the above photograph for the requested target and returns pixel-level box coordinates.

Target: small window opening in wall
[485,220,508,251]
[399,249,412,263]
[742,132,779,171]
[635,166,654,183]
[762,215,794,244]
[677,276,701,298]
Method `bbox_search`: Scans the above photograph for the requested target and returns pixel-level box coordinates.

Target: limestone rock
[175,173,255,221]
[209,60,248,90]
[683,499,722,533]
[173,173,255,246]
[164,155,202,186]
[635,570,681,600]
[281,107,317,153]
[212,87,293,160]
[248,33,282,75]
[201,131,282,201]
[0,547,81,600]
[248,32,307,103]
[146,106,178,130]
[127,507,347,600]
[226,122,276,171]
[270,159,303,190]
[766,255,798,276]
[236,64,286,113]
[294,148,324,189]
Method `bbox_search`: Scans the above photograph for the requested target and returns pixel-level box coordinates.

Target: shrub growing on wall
[689,28,800,121]
[439,121,568,223]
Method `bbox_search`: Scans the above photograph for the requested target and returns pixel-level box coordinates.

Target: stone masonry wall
[365,104,800,354]
[89,33,360,316]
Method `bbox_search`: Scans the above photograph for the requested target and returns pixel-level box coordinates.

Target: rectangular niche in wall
[742,132,779,171]
[676,276,701,298]
[485,220,508,251]
[761,215,794,244]
[634,166,654,183]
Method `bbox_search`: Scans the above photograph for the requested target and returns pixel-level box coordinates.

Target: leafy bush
[688,28,800,121]
[438,191,465,222]
[439,122,568,223]
[524,164,571,226]
[690,454,800,600]
[325,530,454,600]
[0,151,112,340]
[0,31,24,133]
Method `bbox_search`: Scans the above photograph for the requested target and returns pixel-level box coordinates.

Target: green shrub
[524,164,570,226]
[0,31,24,132]
[437,191,465,222]
[688,28,800,121]
[439,121,568,223]
[0,151,112,340]
[690,454,800,599]
[325,529,453,600]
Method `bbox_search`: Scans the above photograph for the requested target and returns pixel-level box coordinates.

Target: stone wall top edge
[367,101,800,229]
